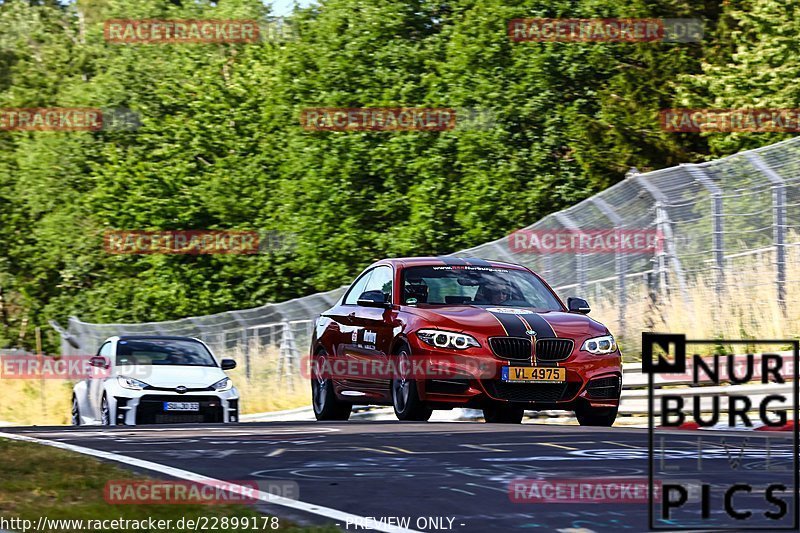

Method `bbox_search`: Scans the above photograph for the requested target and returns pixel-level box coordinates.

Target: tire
[311,350,352,421]
[576,405,618,427]
[71,396,81,426]
[100,395,112,426]
[483,403,524,424]
[391,346,432,422]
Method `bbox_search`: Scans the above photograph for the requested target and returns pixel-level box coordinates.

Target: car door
[323,268,373,359]
[345,265,395,394]
[89,341,113,417]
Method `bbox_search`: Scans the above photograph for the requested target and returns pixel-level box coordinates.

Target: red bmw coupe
[309,257,622,425]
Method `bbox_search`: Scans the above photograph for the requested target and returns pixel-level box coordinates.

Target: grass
[0,438,338,533]
[591,247,800,361]
[221,343,310,415]
[0,379,74,426]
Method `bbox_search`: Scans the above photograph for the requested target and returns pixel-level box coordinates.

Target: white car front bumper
[107,387,240,425]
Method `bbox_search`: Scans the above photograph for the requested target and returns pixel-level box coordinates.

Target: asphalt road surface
[2,421,797,532]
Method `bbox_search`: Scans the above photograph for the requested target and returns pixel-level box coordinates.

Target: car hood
[404,305,608,338]
[115,365,227,388]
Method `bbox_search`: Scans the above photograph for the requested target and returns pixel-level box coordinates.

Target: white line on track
[0,431,420,533]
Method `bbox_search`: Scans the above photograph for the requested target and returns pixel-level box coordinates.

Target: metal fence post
[231,311,251,380]
[745,153,787,312]
[684,164,725,296]
[591,197,626,332]
[554,213,587,296]
[634,175,689,304]
[654,202,669,298]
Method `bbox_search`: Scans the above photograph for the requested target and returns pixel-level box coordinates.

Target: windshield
[402,265,564,311]
[116,339,217,367]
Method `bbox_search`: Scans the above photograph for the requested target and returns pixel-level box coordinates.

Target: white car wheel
[71,396,80,426]
[100,396,111,426]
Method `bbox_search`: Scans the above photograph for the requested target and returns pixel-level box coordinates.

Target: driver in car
[485,280,513,305]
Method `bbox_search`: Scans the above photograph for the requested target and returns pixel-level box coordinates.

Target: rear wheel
[392,347,432,422]
[576,405,618,427]
[483,403,524,424]
[311,350,352,421]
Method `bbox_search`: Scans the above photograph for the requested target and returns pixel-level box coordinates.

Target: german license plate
[502,366,565,383]
[163,401,200,412]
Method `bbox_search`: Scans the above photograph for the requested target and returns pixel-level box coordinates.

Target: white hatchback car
[72,336,240,426]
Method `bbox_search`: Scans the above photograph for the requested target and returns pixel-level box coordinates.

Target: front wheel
[483,403,524,423]
[391,348,432,422]
[100,395,112,426]
[576,405,618,427]
[71,396,81,426]
[311,351,352,421]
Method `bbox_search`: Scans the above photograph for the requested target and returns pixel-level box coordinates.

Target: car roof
[373,257,529,270]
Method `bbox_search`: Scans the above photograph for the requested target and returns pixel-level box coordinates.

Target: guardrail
[236,357,794,420]
[619,357,795,416]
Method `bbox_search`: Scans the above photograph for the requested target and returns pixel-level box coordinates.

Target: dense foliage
[0,0,791,349]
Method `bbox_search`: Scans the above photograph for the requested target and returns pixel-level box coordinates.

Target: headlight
[581,335,617,355]
[212,377,233,392]
[117,376,150,390]
[416,329,480,350]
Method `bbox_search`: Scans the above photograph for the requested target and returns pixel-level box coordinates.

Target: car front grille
[489,337,532,362]
[535,339,574,362]
[586,376,621,399]
[136,394,224,425]
[484,380,582,403]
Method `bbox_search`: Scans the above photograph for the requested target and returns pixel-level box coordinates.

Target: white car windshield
[116,339,217,367]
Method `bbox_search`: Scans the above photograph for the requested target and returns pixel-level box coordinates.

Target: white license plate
[163,401,200,412]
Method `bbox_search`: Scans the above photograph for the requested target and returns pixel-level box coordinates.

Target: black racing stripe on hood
[485,310,529,337]
[524,313,557,338]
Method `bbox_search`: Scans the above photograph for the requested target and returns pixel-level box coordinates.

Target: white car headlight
[117,376,150,390]
[416,329,480,350]
[581,335,617,355]
[212,377,233,392]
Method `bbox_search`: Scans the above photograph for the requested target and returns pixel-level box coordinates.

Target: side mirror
[357,290,391,308]
[567,297,591,314]
[89,356,109,369]
[221,359,237,371]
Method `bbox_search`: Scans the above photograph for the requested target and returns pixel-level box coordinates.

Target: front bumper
[408,337,621,409]
[108,388,239,425]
